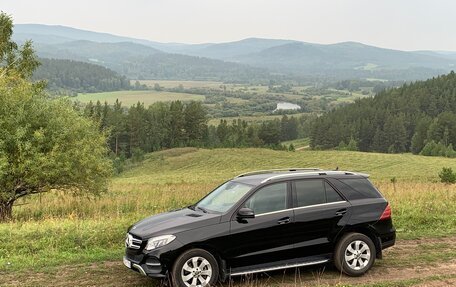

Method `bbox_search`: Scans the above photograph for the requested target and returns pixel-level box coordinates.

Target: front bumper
[123,238,183,278]
[123,255,165,278]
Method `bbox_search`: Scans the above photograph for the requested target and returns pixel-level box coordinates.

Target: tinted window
[295,180,326,207]
[338,178,381,199]
[244,182,287,215]
[325,182,344,202]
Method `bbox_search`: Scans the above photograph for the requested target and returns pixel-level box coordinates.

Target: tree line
[79,100,314,170]
[310,71,456,157]
[33,58,132,94]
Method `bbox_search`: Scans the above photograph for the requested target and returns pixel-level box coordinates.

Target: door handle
[277,217,291,225]
[335,209,347,216]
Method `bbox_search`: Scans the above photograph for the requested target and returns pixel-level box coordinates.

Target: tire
[171,248,219,287]
[334,232,376,276]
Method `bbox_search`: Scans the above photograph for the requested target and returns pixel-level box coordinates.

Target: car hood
[128,208,222,239]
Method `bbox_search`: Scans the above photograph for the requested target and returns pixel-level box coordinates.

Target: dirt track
[2,237,455,287]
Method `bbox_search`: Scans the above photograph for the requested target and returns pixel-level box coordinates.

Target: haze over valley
[15,24,456,82]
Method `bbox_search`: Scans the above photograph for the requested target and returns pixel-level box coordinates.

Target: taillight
[379,203,392,220]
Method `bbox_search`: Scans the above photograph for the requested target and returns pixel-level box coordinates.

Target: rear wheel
[334,233,376,276]
[171,248,219,287]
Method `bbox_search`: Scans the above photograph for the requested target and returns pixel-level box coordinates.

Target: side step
[229,255,330,277]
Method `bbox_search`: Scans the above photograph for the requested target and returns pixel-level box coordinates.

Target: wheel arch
[171,242,228,281]
[334,225,382,259]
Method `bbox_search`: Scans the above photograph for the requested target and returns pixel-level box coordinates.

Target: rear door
[227,181,295,268]
[291,179,351,258]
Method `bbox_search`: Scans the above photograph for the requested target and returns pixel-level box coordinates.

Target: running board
[229,257,329,277]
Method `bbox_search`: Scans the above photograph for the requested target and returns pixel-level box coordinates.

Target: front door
[226,181,295,268]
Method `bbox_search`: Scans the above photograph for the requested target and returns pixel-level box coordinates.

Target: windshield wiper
[196,206,208,213]
[187,205,196,211]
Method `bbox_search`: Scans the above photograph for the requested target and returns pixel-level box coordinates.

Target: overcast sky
[2,0,455,51]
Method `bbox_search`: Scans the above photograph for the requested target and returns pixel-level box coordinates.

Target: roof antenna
[335,166,339,171]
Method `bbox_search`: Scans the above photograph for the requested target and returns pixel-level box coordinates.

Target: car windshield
[196,181,252,213]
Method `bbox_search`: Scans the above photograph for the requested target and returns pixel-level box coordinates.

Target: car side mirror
[237,207,255,219]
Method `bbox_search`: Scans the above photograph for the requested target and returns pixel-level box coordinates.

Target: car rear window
[325,182,344,202]
[333,178,381,200]
[295,179,326,207]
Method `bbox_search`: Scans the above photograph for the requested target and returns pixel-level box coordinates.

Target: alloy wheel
[181,256,212,287]
[344,240,371,270]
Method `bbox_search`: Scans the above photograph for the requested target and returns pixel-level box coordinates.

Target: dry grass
[1,148,456,272]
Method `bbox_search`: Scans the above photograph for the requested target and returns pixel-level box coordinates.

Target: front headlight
[145,235,176,251]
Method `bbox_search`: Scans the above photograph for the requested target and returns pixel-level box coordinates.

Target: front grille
[125,233,142,250]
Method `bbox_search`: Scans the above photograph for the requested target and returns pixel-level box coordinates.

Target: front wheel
[334,233,376,276]
[171,248,219,287]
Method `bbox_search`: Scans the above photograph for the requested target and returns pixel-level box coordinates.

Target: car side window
[294,179,326,207]
[325,181,344,202]
[244,182,287,215]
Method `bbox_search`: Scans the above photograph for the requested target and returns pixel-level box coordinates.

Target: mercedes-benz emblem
[125,234,133,248]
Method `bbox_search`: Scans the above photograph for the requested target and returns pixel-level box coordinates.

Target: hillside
[33,58,131,93]
[30,40,269,81]
[311,71,456,155]
[13,23,168,49]
[178,37,296,59]
[14,24,456,81]
[233,42,456,80]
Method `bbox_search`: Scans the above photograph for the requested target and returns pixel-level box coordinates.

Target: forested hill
[311,71,456,157]
[33,58,131,93]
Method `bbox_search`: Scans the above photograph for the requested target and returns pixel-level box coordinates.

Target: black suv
[124,168,395,286]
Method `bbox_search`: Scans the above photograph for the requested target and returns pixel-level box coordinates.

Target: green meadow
[1,148,455,274]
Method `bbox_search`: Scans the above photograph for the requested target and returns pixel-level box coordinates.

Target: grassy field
[137,80,271,93]
[1,148,456,286]
[137,80,224,89]
[74,90,205,106]
[208,113,309,125]
[282,138,311,149]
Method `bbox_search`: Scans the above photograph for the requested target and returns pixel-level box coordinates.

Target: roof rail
[260,171,369,183]
[236,168,321,178]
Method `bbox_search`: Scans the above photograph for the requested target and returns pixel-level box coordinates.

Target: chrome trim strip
[146,262,161,266]
[132,263,147,276]
[255,208,293,217]
[293,201,347,211]
[254,201,347,217]
[230,259,329,276]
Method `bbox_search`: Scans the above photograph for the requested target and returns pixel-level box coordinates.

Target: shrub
[438,167,456,184]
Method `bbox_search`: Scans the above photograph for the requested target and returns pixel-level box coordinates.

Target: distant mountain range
[13,24,456,81]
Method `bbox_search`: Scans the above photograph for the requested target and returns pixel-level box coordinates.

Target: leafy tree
[346,138,359,151]
[184,102,207,144]
[167,101,185,147]
[216,119,229,144]
[258,120,281,145]
[411,117,432,154]
[0,77,112,220]
[0,13,111,221]
[288,143,295,152]
[0,13,40,79]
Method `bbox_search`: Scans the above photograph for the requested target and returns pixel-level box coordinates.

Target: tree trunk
[0,201,13,222]
[115,135,119,156]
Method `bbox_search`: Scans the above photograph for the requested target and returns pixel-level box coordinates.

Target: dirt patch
[414,278,456,287]
[2,237,456,287]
